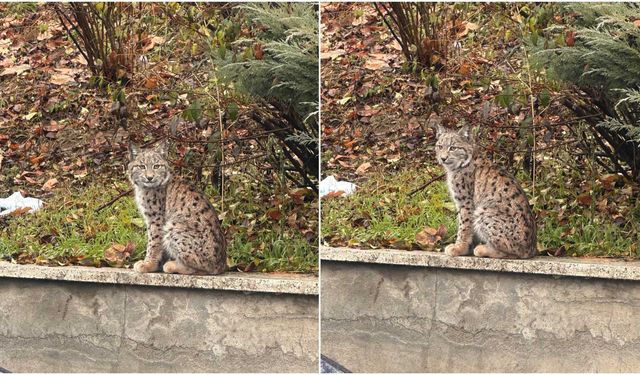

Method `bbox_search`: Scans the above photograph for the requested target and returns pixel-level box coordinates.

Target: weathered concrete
[321,247,640,372]
[0,261,318,295]
[0,263,318,373]
[322,246,640,280]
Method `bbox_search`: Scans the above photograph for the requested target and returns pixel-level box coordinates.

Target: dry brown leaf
[457,21,479,38]
[287,212,298,228]
[364,55,388,70]
[356,162,372,175]
[50,73,74,85]
[142,35,165,52]
[42,178,58,191]
[599,174,619,191]
[321,49,346,60]
[10,207,32,217]
[0,64,30,77]
[104,242,135,267]
[266,207,281,221]
[322,191,345,200]
[144,77,158,89]
[416,224,447,250]
[566,30,576,47]
[576,192,592,206]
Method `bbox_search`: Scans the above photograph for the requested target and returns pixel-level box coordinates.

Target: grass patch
[322,162,640,258]
[0,176,318,273]
[0,182,147,264]
[322,166,456,250]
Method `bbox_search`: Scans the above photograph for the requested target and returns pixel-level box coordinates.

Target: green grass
[322,166,457,250]
[322,162,640,258]
[0,182,147,264]
[530,155,640,257]
[0,176,318,273]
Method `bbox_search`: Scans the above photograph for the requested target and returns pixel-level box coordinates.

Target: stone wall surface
[0,264,318,373]
[321,250,640,373]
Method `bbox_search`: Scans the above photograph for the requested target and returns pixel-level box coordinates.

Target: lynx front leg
[445,204,474,256]
[134,227,164,273]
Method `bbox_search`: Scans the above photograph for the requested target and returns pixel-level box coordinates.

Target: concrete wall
[0,263,318,373]
[321,247,640,373]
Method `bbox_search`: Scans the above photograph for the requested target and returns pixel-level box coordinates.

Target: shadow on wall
[321,354,351,373]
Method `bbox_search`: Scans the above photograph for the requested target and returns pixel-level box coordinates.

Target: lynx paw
[445,243,470,256]
[162,260,178,274]
[473,244,509,258]
[133,260,161,273]
[162,260,198,275]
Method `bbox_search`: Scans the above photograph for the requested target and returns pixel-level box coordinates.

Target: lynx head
[127,141,172,189]
[434,124,474,171]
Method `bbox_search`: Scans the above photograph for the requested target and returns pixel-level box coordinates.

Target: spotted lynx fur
[435,125,536,259]
[127,142,227,274]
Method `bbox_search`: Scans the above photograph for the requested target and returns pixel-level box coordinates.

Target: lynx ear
[457,125,471,140]
[436,123,445,135]
[129,142,141,160]
[154,140,169,156]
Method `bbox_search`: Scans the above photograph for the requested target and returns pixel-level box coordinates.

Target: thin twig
[95,189,133,213]
[408,172,446,197]
[213,73,225,211]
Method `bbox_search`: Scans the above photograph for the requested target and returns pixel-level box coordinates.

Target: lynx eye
[136,165,146,170]
[153,164,161,170]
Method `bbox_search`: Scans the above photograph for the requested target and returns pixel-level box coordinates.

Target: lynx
[127,141,227,274]
[435,125,537,259]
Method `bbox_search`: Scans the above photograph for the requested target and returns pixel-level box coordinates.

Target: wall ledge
[321,246,640,281]
[0,261,318,295]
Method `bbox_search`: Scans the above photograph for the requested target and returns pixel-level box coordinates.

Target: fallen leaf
[576,192,592,206]
[289,188,311,204]
[596,198,608,212]
[599,174,619,191]
[50,73,74,85]
[144,77,158,89]
[254,43,264,60]
[42,178,58,191]
[142,35,164,52]
[322,191,345,200]
[416,224,447,250]
[266,207,281,220]
[104,242,135,267]
[0,64,30,77]
[565,30,576,46]
[356,162,372,175]
[287,212,297,228]
[364,54,388,70]
[10,207,32,217]
[457,21,479,38]
[546,246,566,257]
[321,49,346,60]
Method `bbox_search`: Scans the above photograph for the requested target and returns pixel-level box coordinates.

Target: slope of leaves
[320,3,640,259]
[0,4,317,273]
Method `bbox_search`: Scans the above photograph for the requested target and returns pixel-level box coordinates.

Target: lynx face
[435,126,474,171]
[127,143,172,189]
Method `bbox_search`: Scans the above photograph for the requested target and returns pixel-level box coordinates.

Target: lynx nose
[440,156,447,163]
[145,175,153,182]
